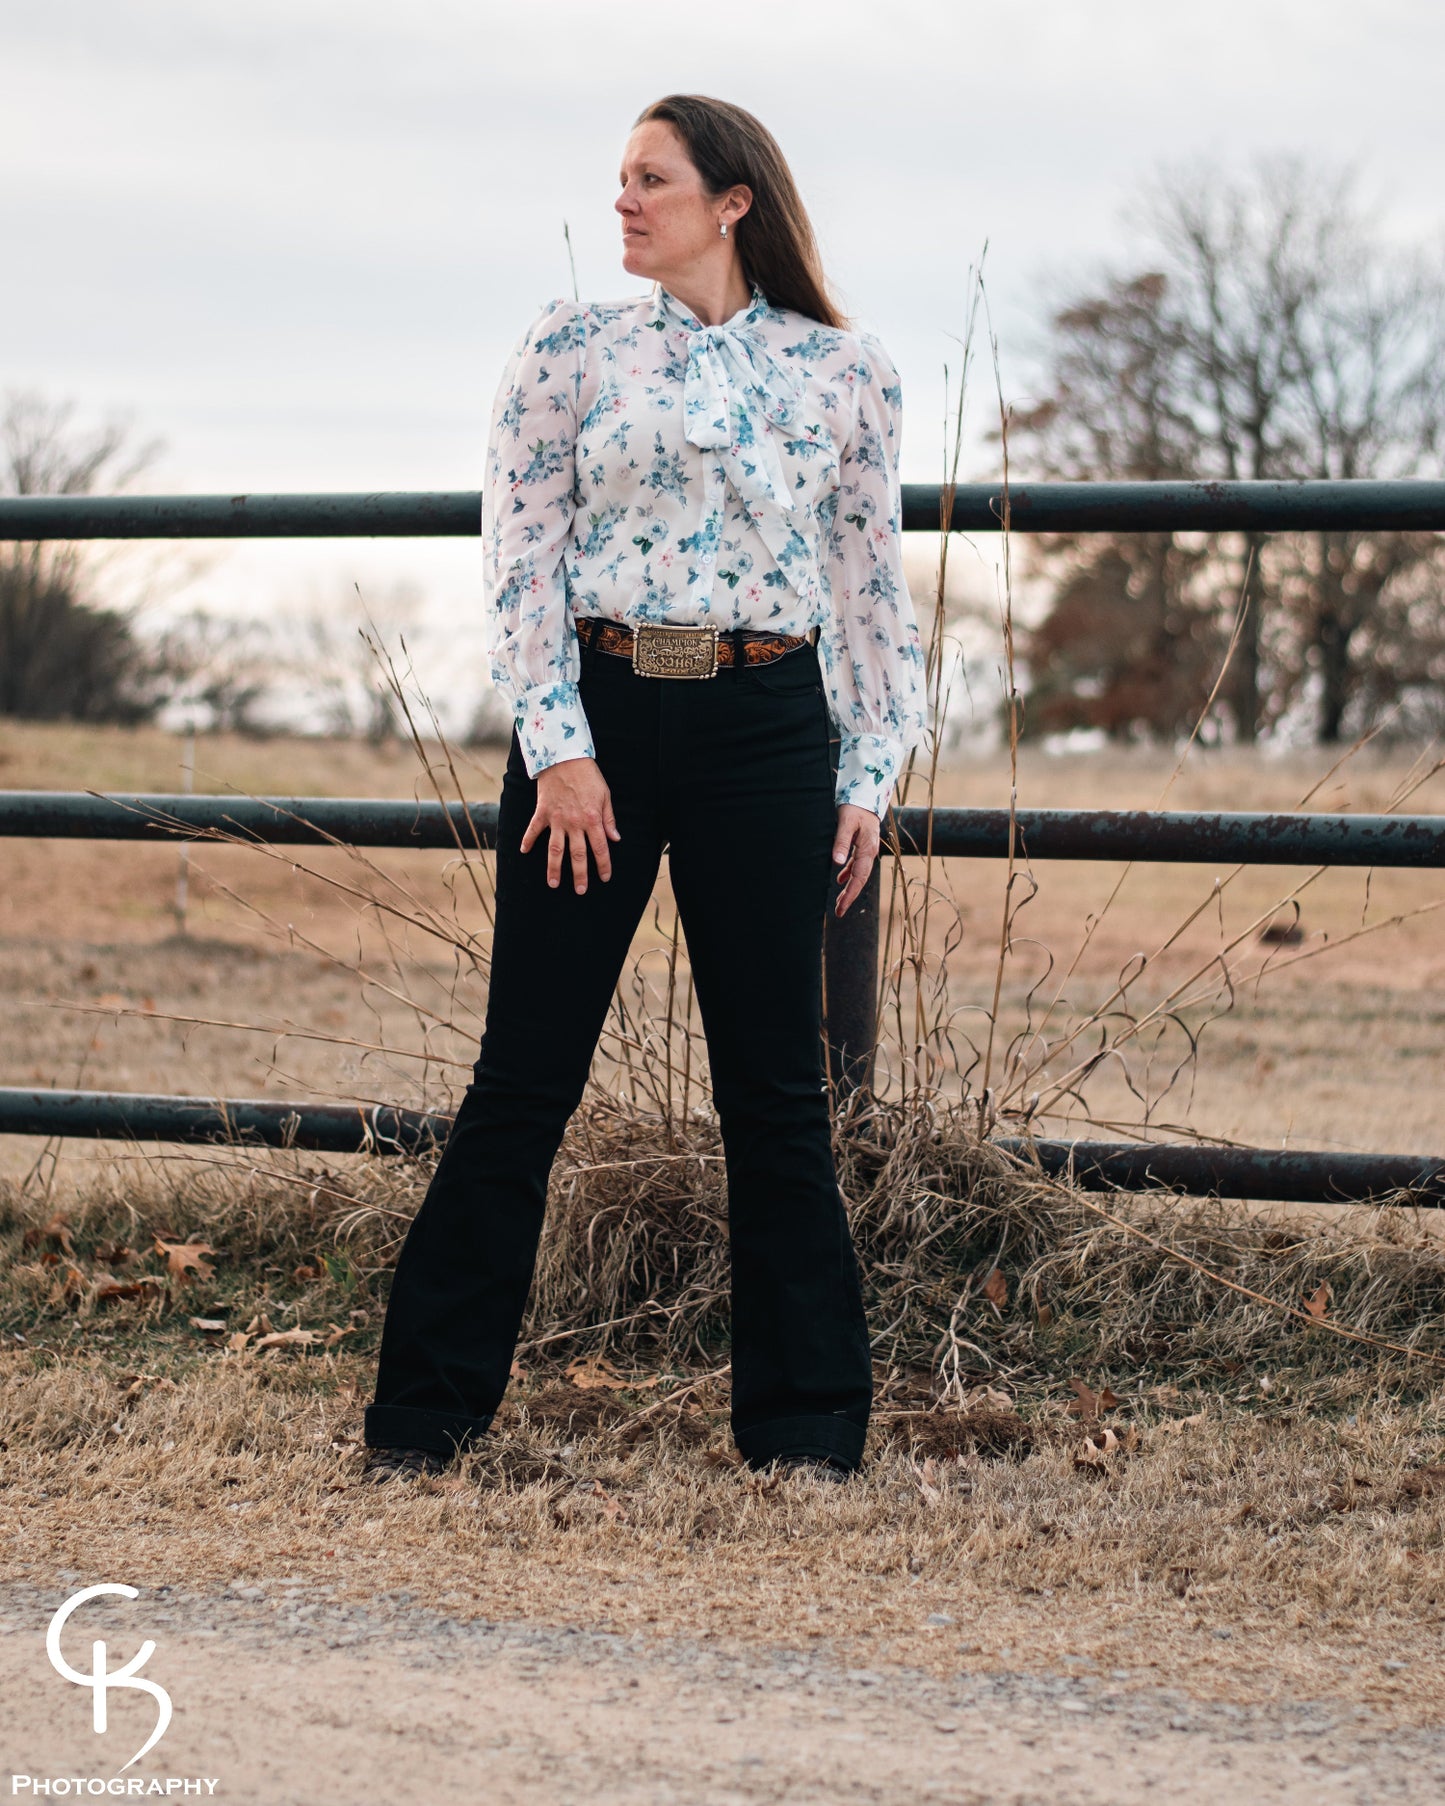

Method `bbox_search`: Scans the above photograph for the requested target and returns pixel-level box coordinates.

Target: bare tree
[1015,158,1445,744]
[1011,272,1221,742]
[145,609,279,735]
[291,581,425,743]
[0,390,167,721]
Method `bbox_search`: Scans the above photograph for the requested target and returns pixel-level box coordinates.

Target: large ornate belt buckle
[631,622,719,679]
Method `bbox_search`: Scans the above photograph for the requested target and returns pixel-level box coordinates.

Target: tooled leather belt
[575,614,812,679]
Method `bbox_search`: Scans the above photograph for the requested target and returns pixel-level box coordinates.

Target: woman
[362,94,926,1485]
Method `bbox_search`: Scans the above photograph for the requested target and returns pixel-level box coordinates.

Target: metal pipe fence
[2,480,1442,1203]
[3,479,1445,539]
[2,1086,1440,1208]
[2,791,1443,867]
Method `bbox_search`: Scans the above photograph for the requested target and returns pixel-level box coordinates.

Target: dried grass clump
[10,1085,1441,1415]
[521,1092,1445,1391]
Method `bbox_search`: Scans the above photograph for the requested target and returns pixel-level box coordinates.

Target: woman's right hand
[520,756,621,894]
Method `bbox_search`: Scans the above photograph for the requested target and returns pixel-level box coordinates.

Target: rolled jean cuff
[364,1402,492,1457]
[734,1413,867,1473]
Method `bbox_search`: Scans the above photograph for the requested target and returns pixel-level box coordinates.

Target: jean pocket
[739,649,823,698]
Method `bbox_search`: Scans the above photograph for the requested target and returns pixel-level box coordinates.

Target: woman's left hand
[831,804,882,917]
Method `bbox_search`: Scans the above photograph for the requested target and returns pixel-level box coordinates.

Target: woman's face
[615,119,747,285]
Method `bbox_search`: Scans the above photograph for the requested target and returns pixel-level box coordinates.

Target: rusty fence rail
[3,791,1445,867]
[2,479,1443,1203]
[0,1086,1441,1208]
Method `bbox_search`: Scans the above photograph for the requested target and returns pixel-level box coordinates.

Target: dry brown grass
[4,1317,1445,1718]
[5,1088,1445,1720]
[4,481,1445,1717]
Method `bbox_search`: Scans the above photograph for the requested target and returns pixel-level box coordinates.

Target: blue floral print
[482,280,928,818]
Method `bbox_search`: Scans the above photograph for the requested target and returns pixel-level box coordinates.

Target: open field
[3,720,1445,1800]
[2,720,1443,1171]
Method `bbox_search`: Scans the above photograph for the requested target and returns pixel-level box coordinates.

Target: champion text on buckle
[631,622,720,679]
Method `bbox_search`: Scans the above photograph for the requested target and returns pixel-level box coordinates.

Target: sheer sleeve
[482,297,595,775]
[817,332,927,819]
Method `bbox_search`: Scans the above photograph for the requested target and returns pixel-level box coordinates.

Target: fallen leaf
[23,1213,76,1256]
[981,1268,1008,1310]
[293,1259,326,1282]
[154,1238,217,1286]
[118,1373,179,1405]
[564,1355,658,1392]
[96,1242,137,1267]
[1074,1427,1135,1470]
[1067,1378,1121,1423]
[226,1332,251,1353]
[565,1354,628,1390]
[322,1322,355,1349]
[912,1456,943,1505]
[254,1328,319,1351]
[1158,1412,1206,1436]
[243,1312,275,1338]
[55,1263,87,1304]
[1303,1282,1330,1321]
[973,1385,1016,1413]
[94,1275,166,1305]
[188,1316,228,1333]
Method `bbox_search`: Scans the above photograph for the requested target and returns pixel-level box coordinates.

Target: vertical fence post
[822,857,881,1106]
[173,718,195,936]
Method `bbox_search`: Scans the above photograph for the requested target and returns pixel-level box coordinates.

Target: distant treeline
[6,154,1445,747]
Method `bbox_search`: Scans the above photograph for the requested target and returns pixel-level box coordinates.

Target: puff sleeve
[817,332,928,819]
[482,297,596,775]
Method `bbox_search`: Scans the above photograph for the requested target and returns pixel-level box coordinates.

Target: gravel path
[4,1579,1442,1803]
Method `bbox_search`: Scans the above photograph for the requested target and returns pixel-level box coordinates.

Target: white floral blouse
[482,280,927,818]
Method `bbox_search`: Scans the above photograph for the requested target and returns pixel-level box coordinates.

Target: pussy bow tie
[654,284,811,566]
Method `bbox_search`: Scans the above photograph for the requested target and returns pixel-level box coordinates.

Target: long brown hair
[634,94,847,329]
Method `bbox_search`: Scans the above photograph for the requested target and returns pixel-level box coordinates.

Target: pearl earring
[719,220,728,239]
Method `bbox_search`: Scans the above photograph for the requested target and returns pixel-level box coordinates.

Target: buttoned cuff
[514,680,596,777]
[835,733,904,820]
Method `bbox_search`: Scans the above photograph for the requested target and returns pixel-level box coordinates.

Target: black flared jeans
[364,629,873,1471]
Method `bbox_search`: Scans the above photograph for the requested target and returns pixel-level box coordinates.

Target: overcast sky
[5,0,1445,665]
